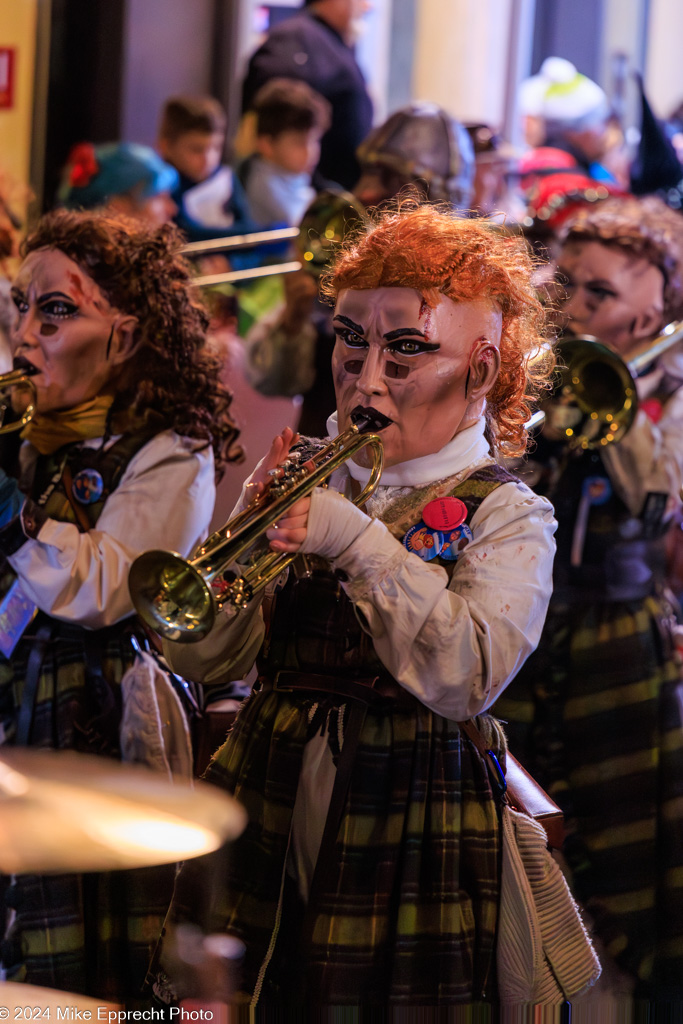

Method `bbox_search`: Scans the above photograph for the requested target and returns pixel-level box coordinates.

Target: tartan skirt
[164,687,502,1007]
[0,618,176,1003]
[495,594,683,997]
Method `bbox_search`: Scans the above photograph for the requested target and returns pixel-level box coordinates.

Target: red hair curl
[320,205,553,457]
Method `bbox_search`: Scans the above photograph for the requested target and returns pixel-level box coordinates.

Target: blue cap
[61,142,179,209]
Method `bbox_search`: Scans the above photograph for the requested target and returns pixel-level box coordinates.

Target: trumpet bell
[0,367,38,435]
[128,549,217,642]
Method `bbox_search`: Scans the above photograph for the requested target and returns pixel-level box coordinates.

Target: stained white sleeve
[331,481,557,720]
[602,388,683,517]
[8,432,216,629]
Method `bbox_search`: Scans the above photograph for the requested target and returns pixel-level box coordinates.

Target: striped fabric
[0,429,182,1002]
[0,624,176,1003]
[496,595,683,996]
[168,689,501,1006]
[160,468,519,1006]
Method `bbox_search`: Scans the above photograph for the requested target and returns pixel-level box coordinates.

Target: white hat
[519,57,609,129]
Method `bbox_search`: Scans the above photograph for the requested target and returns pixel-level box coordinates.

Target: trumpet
[0,365,38,435]
[533,319,683,449]
[128,409,388,643]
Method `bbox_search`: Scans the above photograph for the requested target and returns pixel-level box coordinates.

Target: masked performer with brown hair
[156,205,557,1007]
[0,209,240,1000]
[498,195,683,999]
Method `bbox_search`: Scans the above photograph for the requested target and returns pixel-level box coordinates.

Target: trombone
[184,191,367,288]
[129,410,387,644]
[531,320,683,449]
[0,366,38,434]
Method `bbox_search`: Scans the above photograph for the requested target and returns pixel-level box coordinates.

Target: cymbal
[0,982,120,1013]
[0,749,247,874]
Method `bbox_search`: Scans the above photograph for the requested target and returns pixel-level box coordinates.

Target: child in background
[59,142,178,228]
[240,78,331,227]
[158,94,257,242]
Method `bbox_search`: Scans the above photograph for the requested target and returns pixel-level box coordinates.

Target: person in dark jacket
[241,0,373,191]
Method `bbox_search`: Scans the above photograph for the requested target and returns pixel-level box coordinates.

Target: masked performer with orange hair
[156,206,557,1006]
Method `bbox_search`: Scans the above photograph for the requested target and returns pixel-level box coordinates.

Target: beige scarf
[21,395,115,455]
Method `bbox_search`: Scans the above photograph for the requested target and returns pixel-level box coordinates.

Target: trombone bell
[538,320,683,450]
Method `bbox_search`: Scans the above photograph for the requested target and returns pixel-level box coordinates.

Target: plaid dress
[161,470,513,1007]
[0,435,178,1002]
[496,445,683,998]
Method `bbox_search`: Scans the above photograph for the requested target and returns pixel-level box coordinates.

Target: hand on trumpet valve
[266,491,312,554]
[234,426,300,513]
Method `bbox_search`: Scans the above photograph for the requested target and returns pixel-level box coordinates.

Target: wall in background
[121,0,215,145]
[646,0,683,118]
[0,0,38,225]
[412,0,513,126]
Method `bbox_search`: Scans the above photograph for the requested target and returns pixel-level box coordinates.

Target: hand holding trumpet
[236,427,313,554]
[128,413,385,639]
[245,426,372,558]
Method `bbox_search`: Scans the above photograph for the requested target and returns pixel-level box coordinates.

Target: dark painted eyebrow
[37,291,78,303]
[383,327,433,342]
[333,314,364,333]
[10,288,77,304]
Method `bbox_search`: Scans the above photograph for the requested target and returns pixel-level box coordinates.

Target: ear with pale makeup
[465,343,501,402]
[107,315,140,366]
[630,304,664,343]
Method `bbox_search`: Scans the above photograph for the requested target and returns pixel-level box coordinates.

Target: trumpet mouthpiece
[12,358,39,377]
[350,406,393,433]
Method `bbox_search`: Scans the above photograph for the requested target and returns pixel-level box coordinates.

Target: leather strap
[261,669,417,710]
[459,718,565,849]
[16,621,55,746]
[61,464,93,533]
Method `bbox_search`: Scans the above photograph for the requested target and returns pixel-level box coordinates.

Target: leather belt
[257,669,417,709]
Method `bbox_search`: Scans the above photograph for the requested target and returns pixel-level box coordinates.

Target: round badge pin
[423,496,468,531]
[582,476,612,506]
[72,469,104,505]
[439,523,473,561]
[403,521,444,561]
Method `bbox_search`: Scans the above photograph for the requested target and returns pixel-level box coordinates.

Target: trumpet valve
[211,573,252,611]
[267,460,309,498]
[226,577,252,610]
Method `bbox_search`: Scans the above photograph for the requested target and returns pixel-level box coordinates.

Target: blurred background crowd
[5,0,682,523]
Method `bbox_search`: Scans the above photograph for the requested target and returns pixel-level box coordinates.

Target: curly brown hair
[320,204,553,457]
[22,209,241,475]
[561,195,683,323]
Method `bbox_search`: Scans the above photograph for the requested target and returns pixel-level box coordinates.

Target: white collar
[325,412,492,487]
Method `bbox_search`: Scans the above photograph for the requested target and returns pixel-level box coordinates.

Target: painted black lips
[350,405,393,433]
[12,357,38,376]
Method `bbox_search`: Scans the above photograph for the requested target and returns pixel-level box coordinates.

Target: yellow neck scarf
[22,395,115,455]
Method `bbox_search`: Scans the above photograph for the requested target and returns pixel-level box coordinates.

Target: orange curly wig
[321,205,552,457]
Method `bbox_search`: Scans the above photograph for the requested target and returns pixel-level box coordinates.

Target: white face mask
[332,286,502,468]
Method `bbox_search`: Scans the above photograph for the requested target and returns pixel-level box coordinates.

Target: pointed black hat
[630,73,683,205]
